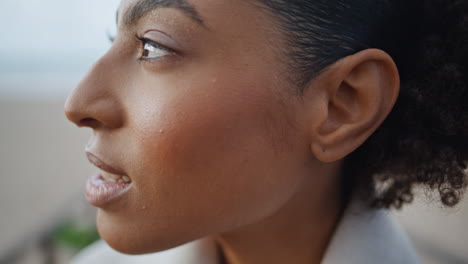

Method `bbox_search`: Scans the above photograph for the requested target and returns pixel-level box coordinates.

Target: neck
[214,163,344,264]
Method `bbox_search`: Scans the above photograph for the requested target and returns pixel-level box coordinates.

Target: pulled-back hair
[257,0,468,208]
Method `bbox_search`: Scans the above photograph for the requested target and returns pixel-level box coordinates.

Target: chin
[97,223,187,255]
[95,210,196,255]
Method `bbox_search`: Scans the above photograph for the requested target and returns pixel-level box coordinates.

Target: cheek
[136,78,298,210]
[97,74,304,254]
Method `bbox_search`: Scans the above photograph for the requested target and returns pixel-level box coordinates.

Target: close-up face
[65,0,319,254]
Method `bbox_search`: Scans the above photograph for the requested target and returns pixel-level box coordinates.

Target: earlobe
[306,49,400,163]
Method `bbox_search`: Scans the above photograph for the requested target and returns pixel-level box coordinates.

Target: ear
[304,49,400,163]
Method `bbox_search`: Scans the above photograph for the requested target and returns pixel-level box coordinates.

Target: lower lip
[85,173,131,207]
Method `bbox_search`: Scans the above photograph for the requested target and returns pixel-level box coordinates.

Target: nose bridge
[64,55,125,129]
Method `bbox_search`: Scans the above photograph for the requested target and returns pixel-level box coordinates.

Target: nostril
[79,118,101,128]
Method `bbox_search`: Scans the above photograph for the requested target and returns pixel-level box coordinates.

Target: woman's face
[65,0,314,254]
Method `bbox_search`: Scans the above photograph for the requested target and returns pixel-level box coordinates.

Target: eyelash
[106,33,175,62]
[107,32,116,43]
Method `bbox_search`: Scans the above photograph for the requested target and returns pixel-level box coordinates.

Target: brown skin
[64,0,399,263]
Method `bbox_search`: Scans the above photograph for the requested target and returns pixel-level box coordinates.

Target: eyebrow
[120,0,206,28]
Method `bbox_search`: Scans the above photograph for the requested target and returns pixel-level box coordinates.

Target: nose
[64,56,125,129]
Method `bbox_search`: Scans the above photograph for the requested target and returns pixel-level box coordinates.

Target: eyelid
[136,36,172,52]
[142,30,184,52]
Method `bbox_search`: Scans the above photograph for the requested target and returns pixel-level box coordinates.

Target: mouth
[86,151,132,184]
[85,151,133,207]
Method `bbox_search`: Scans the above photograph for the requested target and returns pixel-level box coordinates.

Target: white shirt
[72,200,422,264]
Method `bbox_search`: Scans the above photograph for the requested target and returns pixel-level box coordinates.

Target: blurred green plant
[53,221,100,251]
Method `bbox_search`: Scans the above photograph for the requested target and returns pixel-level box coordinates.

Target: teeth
[122,176,131,183]
[101,171,131,184]
[103,172,120,180]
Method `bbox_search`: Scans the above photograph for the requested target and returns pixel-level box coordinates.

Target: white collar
[321,200,421,264]
[73,199,421,264]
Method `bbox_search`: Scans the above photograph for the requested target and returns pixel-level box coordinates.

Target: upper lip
[86,151,127,176]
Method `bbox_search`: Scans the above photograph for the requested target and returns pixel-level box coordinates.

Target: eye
[137,36,173,60]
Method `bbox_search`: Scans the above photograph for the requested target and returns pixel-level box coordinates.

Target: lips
[86,152,128,176]
[85,151,132,207]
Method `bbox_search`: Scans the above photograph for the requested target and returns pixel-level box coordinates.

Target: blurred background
[0,0,467,263]
[0,0,119,263]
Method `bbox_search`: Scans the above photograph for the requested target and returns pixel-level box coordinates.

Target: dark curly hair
[256,0,468,208]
